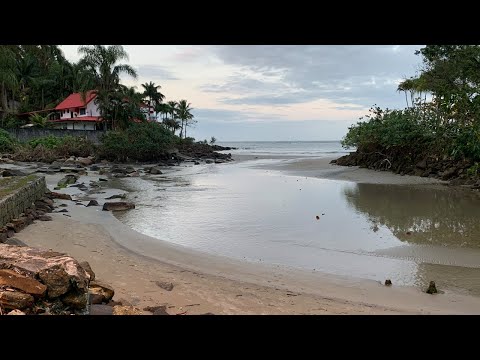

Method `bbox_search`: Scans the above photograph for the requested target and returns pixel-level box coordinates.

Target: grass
[0,174,39,198]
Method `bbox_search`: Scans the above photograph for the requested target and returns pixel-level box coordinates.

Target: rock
[7,309,26,315]
[54,209,68,213]
[4,238,27,246]
[57,174,78,187]
[102,202,135,211]
[99,178,108,182]
[10,217,27,232]
[106,300,123,307]
[86,200,99,207]
[105,194,126,200]
[62,290,88,309]
[90,304,114,315]
[89,293,104,305]
[89,165,99,172]
[77,157,93,166]
[111,167,127,174]
[40,197,54,207]
[194,161,200,165]
[112,305,143,315]
[79,261,95,281]
[0,269,47,296]
[38,215,52,221]
[214,159,226,164]
[152,306,170,315]
[50,192,72,200]
[125,166,135,173]
[415,159,427,170]
[0,232,7,243]
[384,279,392,286]
[127,171,140,177]
[59,204,68,207]
[205,159,214,164]
[426,281,438,294]
[155,281,174,291]
[89,280,115,302]
[441,167,457,180]
[0,245,91,308]
[150,166,163,175]
[2,169,27,177]
[0,290,34,309]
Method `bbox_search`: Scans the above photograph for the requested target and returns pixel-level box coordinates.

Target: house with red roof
[50,91,101,130]
[49,90,157,130]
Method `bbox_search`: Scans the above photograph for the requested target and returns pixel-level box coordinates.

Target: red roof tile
[55,91,96,110]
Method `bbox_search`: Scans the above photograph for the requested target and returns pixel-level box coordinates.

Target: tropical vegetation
[342,45,480,178]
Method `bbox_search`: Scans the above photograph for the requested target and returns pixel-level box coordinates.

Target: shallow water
[114,160,480,296]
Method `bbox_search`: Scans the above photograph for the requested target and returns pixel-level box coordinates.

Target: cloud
[204,45,422,109]
[136,64,179,80]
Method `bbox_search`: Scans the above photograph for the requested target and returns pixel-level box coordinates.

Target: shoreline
[10,156,480,314]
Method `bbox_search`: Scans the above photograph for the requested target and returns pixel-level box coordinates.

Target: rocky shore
[0,144,236,315]
[332,146,480,191]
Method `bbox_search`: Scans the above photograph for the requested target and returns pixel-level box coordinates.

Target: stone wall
[7,129,104,144]
[0,176,47,227]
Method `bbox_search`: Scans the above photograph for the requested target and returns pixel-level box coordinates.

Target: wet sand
[11,158,480,314]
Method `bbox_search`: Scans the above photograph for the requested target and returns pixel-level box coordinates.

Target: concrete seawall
[0,176,47,227]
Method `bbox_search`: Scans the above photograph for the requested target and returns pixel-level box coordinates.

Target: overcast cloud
[60,45,423,141]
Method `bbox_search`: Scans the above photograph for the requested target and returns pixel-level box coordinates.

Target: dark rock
[57,174,78,187]
[155,281,174,291]
[10,217,27,232]
[441,167,457,180]
[89,280,115,302]
[77,157,93,166]
[40,197,54,207]
[4,238,28,246]
[90,165,100,171]
[90,304,114,315]
[86,200,99,207]
[384,279,392,286]
[105,194,126,200]
[0,269,47,296]
[38,215,52,221]
[54,209,68,213]
[0,290,34,309]
[79,261,95,281]
[89,293,104,305]
[61,290,88,309]
[194,161,200,165]
[205,159,214,164]
[102,202,135,211]
[152,306,170,315]
[2,169,26,177]
[59,204,68,207]
[106,300,123,307]
[214,159,226,164]
[150,166,163,175]
[0,232,9,243]
[125,166,135,173]
[426,281,438,294]
[50,192,72,200]
[415,159,427,170]
[39,265,72,298]
[111,167,127,174]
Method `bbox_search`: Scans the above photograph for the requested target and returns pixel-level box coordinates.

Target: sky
[60,45,424,142]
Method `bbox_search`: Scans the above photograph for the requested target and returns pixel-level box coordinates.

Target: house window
[79,108,86,115]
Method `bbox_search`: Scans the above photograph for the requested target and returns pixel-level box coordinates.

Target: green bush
[99,122,176,161]
[0,129,15,152]
[29,135,63,149]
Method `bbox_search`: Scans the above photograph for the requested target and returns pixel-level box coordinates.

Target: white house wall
[51,122,97,130]
[86,100,100,117]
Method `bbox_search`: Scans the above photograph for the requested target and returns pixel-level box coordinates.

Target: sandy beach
[10,156,480,314]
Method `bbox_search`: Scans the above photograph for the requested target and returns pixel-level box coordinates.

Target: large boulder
[89,280,115,302]
[0,269,47,296]
[0,290,34,310]
[49,192,73,200]
[79,261,95,281]
[57,174,78,188]
[102,202,135,211]
[2,169,27,177]
[77,157,93,166]
[0,244,90,310]
[149,166,163,175]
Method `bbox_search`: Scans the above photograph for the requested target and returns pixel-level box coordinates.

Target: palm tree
[167,100,178,120]
[177,99,194,139]
[78,45,137,129]
[141,81,165,119]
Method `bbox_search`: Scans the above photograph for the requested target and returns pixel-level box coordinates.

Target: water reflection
[343,183,480,248]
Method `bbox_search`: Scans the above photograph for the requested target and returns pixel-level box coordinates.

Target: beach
[11,155,480,314]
